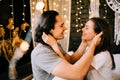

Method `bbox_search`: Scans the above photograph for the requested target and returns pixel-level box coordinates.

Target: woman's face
[50,15,67,40]
[82,20,97,43]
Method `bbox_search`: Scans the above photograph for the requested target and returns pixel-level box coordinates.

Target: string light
[103,3,107,19]
[36,1,44,10]
[48,0,71,51]
[30,0,45,47]
[22,0,26,21]
[50,0,70,33]
[31,1,36,16]
[75,0,83,32]
[30,0,45,26]
[20,0,30,33]
[10,0,14,19]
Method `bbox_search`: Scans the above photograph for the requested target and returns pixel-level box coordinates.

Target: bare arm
[42,32,102,80]
[70,40,88,63]
[52,42,96,80]
[42,32,66,60]
[42,32,87,63]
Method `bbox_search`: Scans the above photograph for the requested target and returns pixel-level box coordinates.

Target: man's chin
[57,37,64,40]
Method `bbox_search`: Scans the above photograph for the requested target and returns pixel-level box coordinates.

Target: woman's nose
[82,27,85,31]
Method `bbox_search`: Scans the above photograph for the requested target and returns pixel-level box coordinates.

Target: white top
[87,51,114,80]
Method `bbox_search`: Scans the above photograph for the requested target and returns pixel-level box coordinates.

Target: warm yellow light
[66,20,68,23]
[36,1,44,10]
[54,9,57,11]
[32,13,35,16]
[64,15,67,18]
[32,6,35,9]
[20,41,29,52]
[53,2,56,5]
[32,2,35,5]
[80,6,83,9]
[64,8,67,11]
[81,24,83,26]
[76,25,78,27]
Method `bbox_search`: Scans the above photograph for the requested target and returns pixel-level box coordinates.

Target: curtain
[49,0,71,52]
[114,13,120,45]
[30,0,44,47]
[89,0,100,18]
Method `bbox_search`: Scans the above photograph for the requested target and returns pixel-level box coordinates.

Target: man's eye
[61,25,64,27]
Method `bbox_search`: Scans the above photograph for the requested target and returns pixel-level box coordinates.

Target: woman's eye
[60,25,64,27]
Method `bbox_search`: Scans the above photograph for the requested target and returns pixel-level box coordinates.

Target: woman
[31,10,102,80]
[43,17,115,80]
[82,17,115,80]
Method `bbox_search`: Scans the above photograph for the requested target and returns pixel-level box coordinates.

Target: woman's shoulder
[95,50,110,59]
[98,50,110,55]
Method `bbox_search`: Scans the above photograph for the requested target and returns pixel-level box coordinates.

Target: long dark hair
[35,10,59,45]
[90,17,115,69]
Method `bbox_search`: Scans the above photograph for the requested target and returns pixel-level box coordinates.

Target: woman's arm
[42,32,88,63]
[42,32,66,60]
[42,32,102,80]
[70,40,88,63]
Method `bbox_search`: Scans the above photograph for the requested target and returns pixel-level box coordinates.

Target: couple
[31,10,115,80]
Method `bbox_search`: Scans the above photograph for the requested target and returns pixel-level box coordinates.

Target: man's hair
[35,10,59,44]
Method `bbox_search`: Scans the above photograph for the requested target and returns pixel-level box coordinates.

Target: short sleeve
[91,52,107,70]
[35,47,63,74]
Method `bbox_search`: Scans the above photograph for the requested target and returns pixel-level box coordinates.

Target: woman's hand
[42,32,59,53]
[42,32,57,47]
[42,32,65,59]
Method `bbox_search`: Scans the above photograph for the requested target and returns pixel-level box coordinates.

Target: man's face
[50,15,67,40]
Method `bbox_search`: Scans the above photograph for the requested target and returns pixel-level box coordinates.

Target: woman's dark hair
[90,17,115,69]
[35,10,59,45]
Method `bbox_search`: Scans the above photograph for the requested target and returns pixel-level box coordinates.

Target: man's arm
[51,43,96,80]
[42,32,102,80]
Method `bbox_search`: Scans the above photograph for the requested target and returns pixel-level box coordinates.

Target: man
[31,10,102,80]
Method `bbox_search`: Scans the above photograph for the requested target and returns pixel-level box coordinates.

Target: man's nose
[64,26,67,30]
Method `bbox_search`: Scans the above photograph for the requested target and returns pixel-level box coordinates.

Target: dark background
[69,0,120,53]
[0,0,120,79]
[0,0,32,77]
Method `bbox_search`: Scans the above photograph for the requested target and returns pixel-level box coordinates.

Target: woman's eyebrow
[61,23,64,25]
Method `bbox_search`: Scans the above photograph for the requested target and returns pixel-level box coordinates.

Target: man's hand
[91,32,103,47]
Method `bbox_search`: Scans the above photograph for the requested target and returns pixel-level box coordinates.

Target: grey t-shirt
[31,43,66,80]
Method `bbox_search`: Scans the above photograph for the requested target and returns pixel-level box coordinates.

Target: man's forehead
[56,15,63,21]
